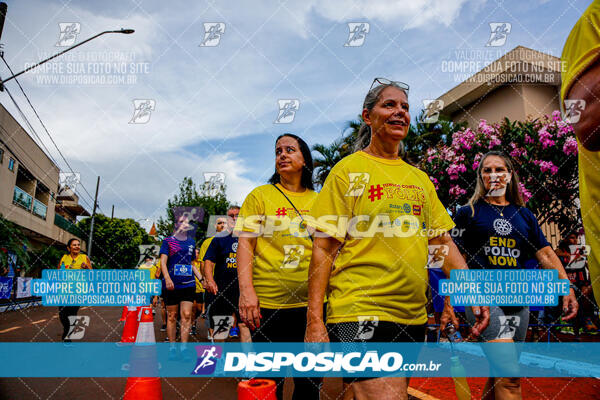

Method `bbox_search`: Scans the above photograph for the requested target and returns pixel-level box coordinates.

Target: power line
[2,85,57,165]
[0,56,104,215]
[0,128,96,212]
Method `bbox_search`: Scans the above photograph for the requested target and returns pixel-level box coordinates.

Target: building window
[0,148,3,163]
[8,158,15,171]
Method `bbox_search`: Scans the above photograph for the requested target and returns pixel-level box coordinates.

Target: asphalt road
[0,304,370,400]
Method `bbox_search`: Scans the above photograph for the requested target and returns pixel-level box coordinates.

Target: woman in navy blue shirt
[160,211,203,360]
[454,151,577,399]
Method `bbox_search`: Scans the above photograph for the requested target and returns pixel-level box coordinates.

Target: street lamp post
[0,28,134,90]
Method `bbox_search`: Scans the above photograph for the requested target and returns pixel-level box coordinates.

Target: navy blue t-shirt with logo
[453,201,550,270]
[159,236,196,289]
[203,234,239,301]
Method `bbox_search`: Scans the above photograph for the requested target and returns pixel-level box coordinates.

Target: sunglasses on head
[369,77,409,93]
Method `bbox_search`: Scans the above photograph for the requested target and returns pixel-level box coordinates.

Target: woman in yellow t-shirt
[236,133,321,400]
[304,79,490,399]
[57,238,91,342]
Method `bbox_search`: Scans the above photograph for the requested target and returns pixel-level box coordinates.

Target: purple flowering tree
[419,111,580,234]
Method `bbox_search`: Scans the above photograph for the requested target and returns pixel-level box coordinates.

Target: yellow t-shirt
[59,254,89,269]
[196,237,214,293]
[192,259,205,293]
[137,261,158,281]
[236,183,318,309]
[308,151,455,325]
[561,1,600,306]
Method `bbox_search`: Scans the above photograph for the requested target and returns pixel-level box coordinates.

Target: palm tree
[312,118,363,188]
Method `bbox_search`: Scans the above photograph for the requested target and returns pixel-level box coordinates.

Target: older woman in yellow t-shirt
[305,78,490,400]
[57,238,91,342]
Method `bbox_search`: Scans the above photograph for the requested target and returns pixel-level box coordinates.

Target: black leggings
[251,306,321,400]
[58,306,80,340]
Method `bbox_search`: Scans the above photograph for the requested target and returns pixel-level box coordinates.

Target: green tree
[29,246,64,275]
[155,176,230,242]
[404,110,466,164]
[0,213,30,274]
[76,215,154,269]
[418,112,580,235]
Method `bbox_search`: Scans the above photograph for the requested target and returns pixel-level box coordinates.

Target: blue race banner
[0,343,599,378]
[0,277,12,299]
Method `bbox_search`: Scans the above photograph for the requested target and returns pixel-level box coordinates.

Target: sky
[0,0,591,230]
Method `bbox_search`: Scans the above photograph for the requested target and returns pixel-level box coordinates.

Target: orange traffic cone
[136,306,155,343]
[120,306,140,343]
[123,377,162,400]
[238,379,277,400]
[119,306,128,322]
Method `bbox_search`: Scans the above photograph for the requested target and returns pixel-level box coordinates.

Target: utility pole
[111,205,114,219]
[88,176,100,258]
[0,3,7,42]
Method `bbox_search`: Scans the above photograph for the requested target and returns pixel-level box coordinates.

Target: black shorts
[194,292,205,304]
[208,293,240,329]
[163,286,195,306]
[251,306,308,342]
[327,321,426,383]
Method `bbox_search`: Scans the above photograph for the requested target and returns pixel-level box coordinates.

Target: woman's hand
[205,279,218,295]
[561,288,579,321]
[468,305,490,338]
[305,319,329,343]
[165,277,175,290]
[239,287,261,330]
[440,297,460,334]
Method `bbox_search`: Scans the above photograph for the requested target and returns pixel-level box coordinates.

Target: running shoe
[560,326,575,335]
[584,318,598,332]
[168,347,179,361]
[229,327,239,338]
[191,325,197,336]
[160,324,166,332]
[181,349,192,362]
[207,332,213,341]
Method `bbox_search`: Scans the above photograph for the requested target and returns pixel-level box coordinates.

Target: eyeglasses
[369,77,409,93]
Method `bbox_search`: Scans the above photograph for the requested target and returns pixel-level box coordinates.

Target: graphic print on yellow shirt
[235,184,318,309]
[59,254,88,269]
[308,151,455,325]
[561,0,600,306]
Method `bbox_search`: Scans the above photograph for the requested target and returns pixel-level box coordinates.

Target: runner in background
[160,212,203,360]
[556,232,598,335]
[197,217,226,340]
[454,151,578,399]
[154,258,169,334]
[138,255,159,311]
[561,0,600,307]
[203,207,250,342]
[304,79,489,400]
[191,247,205,336]
[57,238,91,342]
[236,133,321,400]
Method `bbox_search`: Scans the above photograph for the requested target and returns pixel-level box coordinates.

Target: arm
[84,256,92,270]
[237,236,260,330]
[430,232,490,338]
[202,260,218,295]
[565,59,600,151]
[160,254,174,290]
[305,235,340,342]
[536,246,578,320]
[192,264,203,283]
